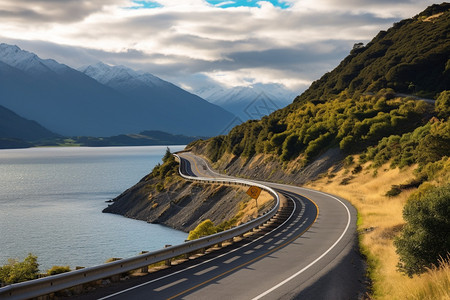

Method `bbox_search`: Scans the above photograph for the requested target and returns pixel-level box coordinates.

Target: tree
[394,184,450,276]
[162,147,172,162]
[0,253,39,285]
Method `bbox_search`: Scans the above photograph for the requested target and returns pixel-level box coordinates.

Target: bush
[47,265,71,276]
[386,185,402,197]
[187,219,217,240]
[435,90,450,119]
[0,253,39,285]
[394,184,450,276]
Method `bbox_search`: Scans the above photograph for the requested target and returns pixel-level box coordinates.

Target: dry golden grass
[306,162,449,299]
[235,188,274,224]
[398,258,450,300]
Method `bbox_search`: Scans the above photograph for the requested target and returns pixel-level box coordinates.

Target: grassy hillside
[189,3,450,299]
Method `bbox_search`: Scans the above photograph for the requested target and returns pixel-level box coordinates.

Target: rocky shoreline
[103,175,256,232]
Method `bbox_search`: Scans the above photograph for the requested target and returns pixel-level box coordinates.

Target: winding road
[79,152,365,300]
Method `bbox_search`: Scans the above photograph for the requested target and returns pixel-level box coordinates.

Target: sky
[0,0,438,93]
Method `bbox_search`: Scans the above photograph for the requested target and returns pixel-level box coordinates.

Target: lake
[0,146,187,271]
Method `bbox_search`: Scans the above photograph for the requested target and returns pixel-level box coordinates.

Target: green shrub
[47,265,71,276]
[386,185,402,197]
[0,253,39,284]
[187,219,217,240]
[394,184,450,276]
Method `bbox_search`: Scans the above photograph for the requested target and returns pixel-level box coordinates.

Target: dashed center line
[194,266,218,276]
[154,278,187,292]
[223,256,240,264]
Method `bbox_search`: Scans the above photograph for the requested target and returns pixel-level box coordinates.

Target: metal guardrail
[0,154,280,300]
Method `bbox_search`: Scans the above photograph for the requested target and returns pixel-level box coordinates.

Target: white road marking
[250,191,351,300]
[98,185,297,300]
[223,256,241,264]
[194,266,218,276]
[154,278,187,292]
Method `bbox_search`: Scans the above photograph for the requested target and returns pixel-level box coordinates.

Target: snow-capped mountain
[0,43,69,75]
[195,83,297,121]
[0,43,234,137]
[79,62,166,89]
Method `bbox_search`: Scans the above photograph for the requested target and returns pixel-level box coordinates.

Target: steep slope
[79,63,236,136]
[296,2,450,102]
[0,45,235,137]
[0,104,57,141]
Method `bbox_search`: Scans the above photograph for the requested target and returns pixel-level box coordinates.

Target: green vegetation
[46,265,71,276]
[192,89,436,166]
[191,3,449,167]
[152,147,178,178]
[187,219,218,240]
[394,184,450,277]
[0,254,75,286]
[0,253,39,285]
[296,3,449,101]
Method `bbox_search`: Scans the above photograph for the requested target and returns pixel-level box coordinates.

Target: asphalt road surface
[77,152,365,300]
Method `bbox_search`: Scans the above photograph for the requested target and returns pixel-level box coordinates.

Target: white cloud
[0,0,438,92]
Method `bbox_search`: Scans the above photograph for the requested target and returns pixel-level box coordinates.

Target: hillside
[0,104,58,148]
[296,2,450,102]
[189,3,449,176]
[0,45,234,137]
[185,3,450,299]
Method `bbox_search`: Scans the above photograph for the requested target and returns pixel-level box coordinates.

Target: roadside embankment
[103,151,274,232]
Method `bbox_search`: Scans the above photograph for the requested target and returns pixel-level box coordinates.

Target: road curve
[82,152,365,300]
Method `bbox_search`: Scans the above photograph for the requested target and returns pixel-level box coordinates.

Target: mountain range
[0,44,235,137]
[195,84,295,122]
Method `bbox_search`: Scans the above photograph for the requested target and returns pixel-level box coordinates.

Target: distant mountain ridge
[0,44,235,137]
[195,84,295,121]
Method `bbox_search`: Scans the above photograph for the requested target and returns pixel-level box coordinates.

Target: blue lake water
[0,146,187,271]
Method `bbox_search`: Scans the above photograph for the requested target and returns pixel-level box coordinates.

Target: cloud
[0,0,438,92]
[0,0,122,23]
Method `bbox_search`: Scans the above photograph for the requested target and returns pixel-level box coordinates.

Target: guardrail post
[139,251,149,273]
[164,245,172,266]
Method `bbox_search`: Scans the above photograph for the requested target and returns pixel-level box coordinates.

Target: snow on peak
[79,62,166,88]
[0,43,68,74]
